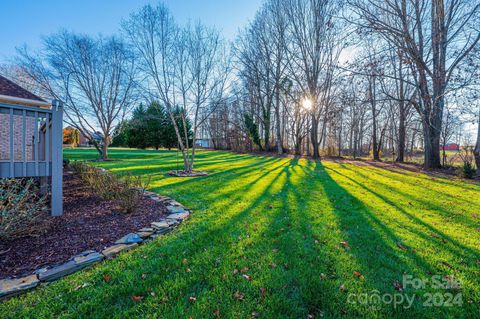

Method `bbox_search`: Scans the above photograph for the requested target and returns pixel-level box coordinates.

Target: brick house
[0,75,50,161]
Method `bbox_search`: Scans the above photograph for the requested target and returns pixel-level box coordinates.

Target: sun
[302,97,313,110]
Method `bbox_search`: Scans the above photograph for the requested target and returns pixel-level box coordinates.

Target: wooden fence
[0,100,63,216]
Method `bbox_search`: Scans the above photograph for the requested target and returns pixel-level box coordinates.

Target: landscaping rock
[137,231,154,239]
[102,243,138,259]
[115,233,143,245]
[151,221,169,229]
[37,252,104,282]
[166,205,186,214]
[139,227,154,232]
[0,275,39,299]
[155,227,174,235]
[166,212,189,220]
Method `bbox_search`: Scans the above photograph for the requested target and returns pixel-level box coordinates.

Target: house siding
[0,113,35,161]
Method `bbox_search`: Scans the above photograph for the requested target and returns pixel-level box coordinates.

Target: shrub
[457,146,477,179]
[0,178,50,240]
[69,161,150,213]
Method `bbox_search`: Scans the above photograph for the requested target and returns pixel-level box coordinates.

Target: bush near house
[69,162,150,213]
[0,178,50,240]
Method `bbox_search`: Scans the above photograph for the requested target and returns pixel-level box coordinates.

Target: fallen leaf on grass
[233,291,245,301]
[396,243,407,251]
[189,296,197,303]
[251,311,260,318]
[131,295,144,302]
[259,287,266,297]
[339,284,346,292]
[233,269,239,275]
[393,280,403,291]
[243,274,252,281]
[74,283,90,291]
[103,275,112,283]
[269,262,277,268]
[141,273,147,280]
[320,273,327,280]
[340,241,350,249]
[283,263,289,270]
[213,309,220,317]
[182,258,188,265]
[353,271,364,280]
[240,267,249,273]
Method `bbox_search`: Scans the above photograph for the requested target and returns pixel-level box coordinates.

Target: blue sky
[0,0,261,63]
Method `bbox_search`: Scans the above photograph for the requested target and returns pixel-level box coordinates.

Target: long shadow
[327,166,480,264]
[352,163,480,206]
[338,164,480,229]
[25,157,293,318]
[6,154,477,318]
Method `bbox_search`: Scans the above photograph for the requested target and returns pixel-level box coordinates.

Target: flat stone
[166,212,189,220]
[136,231,154,239]
[151,221,169,229]
[102,243,138,259]
[72,252,104,265]
[115,233,143,244]
[0,275,39,299]
[139,227,154,232]
[155,227,174,235]
[167,206,186,214]
[38,252,103,282]
[167,200,183,206]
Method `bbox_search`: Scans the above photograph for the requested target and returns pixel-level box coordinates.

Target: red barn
[442,143,459,151]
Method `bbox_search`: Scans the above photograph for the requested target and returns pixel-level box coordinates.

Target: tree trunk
[275,89,282,155]
[396,55,406,163]
[474,107,480,177]
[422,116,442,169]
[311,114,320,159]
[370,78,380,161]
[264,111,271,152]
[102,139,109,160]
[424,0,446,169]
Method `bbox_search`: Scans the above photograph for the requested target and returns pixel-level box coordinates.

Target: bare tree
[284,0,344,159]
[16,31,137,159]
[123,4,229,173]
[349,0,480,168]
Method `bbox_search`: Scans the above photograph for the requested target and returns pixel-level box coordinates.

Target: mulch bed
[0,171,167,280]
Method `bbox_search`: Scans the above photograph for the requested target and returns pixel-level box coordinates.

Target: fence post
[51,100,63,216]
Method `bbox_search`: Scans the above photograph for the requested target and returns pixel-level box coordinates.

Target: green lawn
[2,148,479,318]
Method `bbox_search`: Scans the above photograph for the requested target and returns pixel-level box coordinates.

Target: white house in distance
[0,74,64,216]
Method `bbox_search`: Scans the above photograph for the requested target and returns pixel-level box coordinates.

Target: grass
[1,148,479,318]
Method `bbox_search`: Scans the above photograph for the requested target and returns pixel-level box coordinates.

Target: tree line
[4,0,480,174]
[111,102,192,150]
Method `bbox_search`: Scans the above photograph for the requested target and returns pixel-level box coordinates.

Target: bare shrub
[0,178,50,240]
[69,161,151,213]
[458,147,477,179]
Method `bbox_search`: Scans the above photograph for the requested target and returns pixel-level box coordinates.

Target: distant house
[195,138,213,148]
[443,143,459,151]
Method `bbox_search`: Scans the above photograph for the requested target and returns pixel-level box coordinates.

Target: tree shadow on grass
[327,165,480,264]
[4,156,477,318]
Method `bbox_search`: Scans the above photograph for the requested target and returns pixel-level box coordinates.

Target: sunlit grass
[1,148,479,318]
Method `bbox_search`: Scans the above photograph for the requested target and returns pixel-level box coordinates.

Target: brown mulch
[0,172,168,280]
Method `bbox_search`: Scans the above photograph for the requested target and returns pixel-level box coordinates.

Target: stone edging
[0,191,191,301]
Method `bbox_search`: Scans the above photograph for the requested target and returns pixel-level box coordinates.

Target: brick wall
[0,113,35,161]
